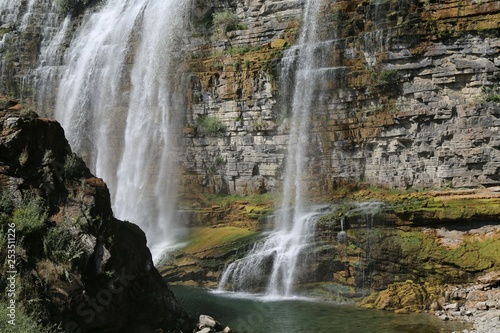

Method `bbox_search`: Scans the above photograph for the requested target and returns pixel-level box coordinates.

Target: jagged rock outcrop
[0,102,191,332]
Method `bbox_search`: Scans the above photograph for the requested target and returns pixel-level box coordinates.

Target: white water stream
[0,0,64,99]
[218,0,326,296]
[55,0,192,261]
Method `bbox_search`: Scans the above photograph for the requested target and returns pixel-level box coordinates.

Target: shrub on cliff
[12,193,48,235]
[0,190,14,218]
[196,115,227,136]
[481,85,500,103]
[212,10,246,40]
[63,153,86,179]
[43,221,84,264]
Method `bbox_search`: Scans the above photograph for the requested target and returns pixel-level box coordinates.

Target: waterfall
[0,0,67,104]
[20,0,37,31]
[0,0,21,26]
[55,0,192,261]
[218,0,327,297]
[32,15,71,115]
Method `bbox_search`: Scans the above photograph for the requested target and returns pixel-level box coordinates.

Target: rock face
[0,0,499,197]
[180,0,500,196]
[0,104,191,332]
[359,271,500,333]
[161,189,500,298]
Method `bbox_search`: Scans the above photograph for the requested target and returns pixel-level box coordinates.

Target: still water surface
[171,286,469,333]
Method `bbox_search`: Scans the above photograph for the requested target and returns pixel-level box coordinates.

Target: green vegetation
[315,203,354,226]
[0,190,15,218]
[393,196,500,221]
[0,191,62,332]
[369,68,400,89]
[63,153,86,178]
[214,155,226,167]
[481,85,500,103]
[397,228,500,273]
[233,61,241,71]
[314,184,500,225]
[43,222,84,264]
[12,194,48,235]
[212,10,247,40]
[195,115,227,137]
[182,227,258,255]
[377,69,399,85]
[0,300,61,333]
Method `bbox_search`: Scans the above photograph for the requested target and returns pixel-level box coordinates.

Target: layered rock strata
[1,0,498,196]
[181,0,500,195]
[161,188,500,292]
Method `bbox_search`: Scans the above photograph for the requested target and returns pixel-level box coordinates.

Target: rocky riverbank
[359,271,500,333]
[435,271,500,333]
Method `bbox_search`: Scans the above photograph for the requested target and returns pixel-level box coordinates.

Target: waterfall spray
[218,0,326,296]
[55,0,192,262]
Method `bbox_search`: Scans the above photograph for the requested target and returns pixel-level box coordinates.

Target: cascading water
[55,0,192,261]
[0,0,68,104]
[0,0,21,26]
[32,15,71,114]
[218,0,327,297]
[20,0,37,31]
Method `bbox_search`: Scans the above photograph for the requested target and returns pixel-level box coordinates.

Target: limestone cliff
[0,102,191,332]
[181,0,500,196]
[0,0,498,195]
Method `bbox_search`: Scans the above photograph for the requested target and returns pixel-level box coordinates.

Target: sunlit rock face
[181,0,500,197]
[0,0,499,197]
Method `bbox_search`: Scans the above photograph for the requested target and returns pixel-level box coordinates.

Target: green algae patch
[397,227,500,278]
[178,193,276,229]
[358,281,429,312]
[182,226,259,256]
[330,186,500,224]
[159,226,262,287]
[394,196,500,222]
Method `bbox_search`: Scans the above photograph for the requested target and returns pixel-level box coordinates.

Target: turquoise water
[171,286,469,333]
